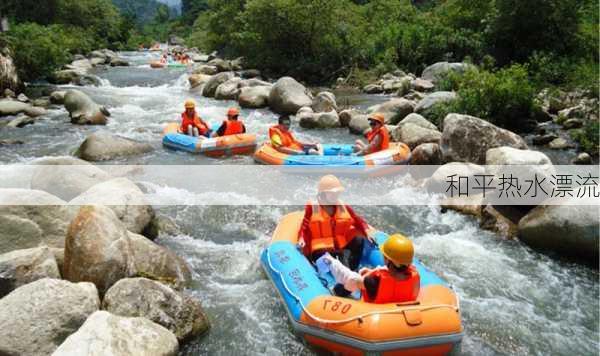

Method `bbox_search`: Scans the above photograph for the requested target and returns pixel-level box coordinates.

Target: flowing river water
[0,52,597,356]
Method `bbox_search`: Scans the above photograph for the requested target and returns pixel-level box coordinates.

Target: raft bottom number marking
[323,299,352,314]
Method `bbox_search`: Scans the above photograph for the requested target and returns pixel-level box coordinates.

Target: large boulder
[311,91,337,113]
[50,90,67,104]
[110,57,130,67]
[415,91,457,116]
[168,35,185,46]
[391,122,442,149]
[238,86,270,108]
[363,84,383,94]
[207,58,231,72]
[64,89,110,125]
[367,98,415,125]
[410,143,442,165]
[103,278,210,342]
[214,77,242,100]
[0,278,99,356]
[63,205,133,294]
[202,72,234,98]
[0,246,61,297]
[30,156,112,201]
[51,69,85,84]
[383,77,411,96]
[193,65,218,75]
[64,205,190,294]
[188,74,211,89]
[426,162,485,194]
[75,132,153,161]
[268,77,313,115]
[0,99,46,117]
[69,178,154,235]
[485,146,555,178]
[398,113,437,130]
[0,189,75,254]
[298,109,340,129]
[0,47,21,94]
[52,311,178,356]
[411,78,435,92]
[66,59,92,71]
[230,57,244,71]
[518,203,599,262]
[421,62,474,83]
[348,114,370,135]
[441,114,528,164]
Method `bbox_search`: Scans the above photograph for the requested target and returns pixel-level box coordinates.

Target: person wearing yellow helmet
[180,99,210,138]
[298,175,375,273]
[353,112,390,156]
[320,234,420,302]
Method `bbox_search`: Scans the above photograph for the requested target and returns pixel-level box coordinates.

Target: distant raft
[149,61,166,69]
[261,212,464,356]
[162,122,257,157]
[253,142,411,176]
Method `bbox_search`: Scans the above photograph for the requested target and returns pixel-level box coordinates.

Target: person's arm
[298,204,312,254]
[362,274,380,300]
[356,133,382,156]
[215,122,226,137]
[241,123,246,133]
[345,205,370,236]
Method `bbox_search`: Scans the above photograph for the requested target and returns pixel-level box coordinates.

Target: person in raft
[180,99,210,138]
[297,175,375,276]
[321,234,420,303]
[269,115,322,155]
[214,107,246,137]
[353,112,390,156]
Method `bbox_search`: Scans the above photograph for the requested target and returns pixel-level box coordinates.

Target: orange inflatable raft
[150,61,166,69]
[162,122,257,157]
[261,212,464,355]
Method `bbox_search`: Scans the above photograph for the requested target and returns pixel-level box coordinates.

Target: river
[1,51,597,356]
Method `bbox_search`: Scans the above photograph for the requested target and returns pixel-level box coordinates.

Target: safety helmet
[184,99,196,109]
[368,113,385,125]
[318,175,344,193]
[227,107,240,117]
[380,234,414,267]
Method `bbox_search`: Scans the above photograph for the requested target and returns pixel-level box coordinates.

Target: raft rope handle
[266,247,460,325]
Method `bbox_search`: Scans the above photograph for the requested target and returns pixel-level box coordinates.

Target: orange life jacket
[180,112,209,136]
[365,126,390,153]
[308,202,355,253]
[223,119,244,135]
[269,125,303,151]
[361,265,420,304]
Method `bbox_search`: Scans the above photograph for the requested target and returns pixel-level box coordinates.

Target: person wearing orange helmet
[321,234,420,303]
[353,112,390,156]
[180,99,210,138]
[297,175,375,274]
[269,115,322,155]
[214,107,246,137]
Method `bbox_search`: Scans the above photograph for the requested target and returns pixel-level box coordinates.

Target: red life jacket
[308,202,355,253]
[269,125,303,151]
[223,119,244,135]
[361,265,420,304]
[180,112,209,136]
[365,126,390,153]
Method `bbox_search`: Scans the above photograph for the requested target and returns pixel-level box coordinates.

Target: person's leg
[342,237,364,271]
[187,125,193,136]
[192,127,199,137]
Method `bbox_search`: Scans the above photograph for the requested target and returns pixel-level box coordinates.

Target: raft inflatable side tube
[260,212,463,355]
[162,122,257,157]
[150,61,166,69]
[253,143,411,176]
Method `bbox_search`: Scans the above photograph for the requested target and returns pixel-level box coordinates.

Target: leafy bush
[439,65,538,131]
[570,121,600,155]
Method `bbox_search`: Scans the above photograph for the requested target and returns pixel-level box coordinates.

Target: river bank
[0,50,598,355]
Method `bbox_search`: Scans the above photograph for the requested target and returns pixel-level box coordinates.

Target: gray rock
[532,134,558,145]
[50,90,67,104]
[485,146,553,166]
[64,89,110,125]
[69,177,155,235]
[75,132,152,161]
[398,113,437,130]
[109,57,129,67]
[6,114,35,128]
[367,98,415,125]
[518,203,599,262]
[30,156,112,201]
[548,137,574,149]
[32,97,51,108]
[572,152,592,165]
[207,58,231,72]
[168,35,185,46]
[193,65,218,75]
[426,162,485,193]
[202,72,234,98]
[0,278,99,356]
[51,69,86,85]
[0,99,45,117]
[0,49,21,94]
[188,73,212,89]
[338,109,361,127]
[441,114,528,164]
[363,84,383,94]
[0,246,60,297]
[103,278,210,342]
[348,114,370,135]
[411,78,435,92]
[311,91,337,113]
[0,189,75,254]
[17,93,28,102]
[238,86,270,108]
[230,57,244,71]
[239,69,261,79]
[214,77,242,100]
[391,123,442,149]
[52,311,178,356]
[562,118,584,129]
[558,105,585,120]
[299,110,340,129]
[382,77,411,95]
[90,57,106,66]
[268,77,313,115]
[410,143,442,165]
[415,91,457,115]
[421,62,474,83]
[66,59,92,71]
